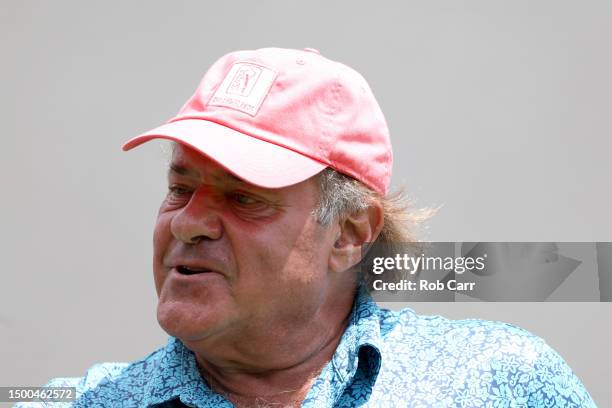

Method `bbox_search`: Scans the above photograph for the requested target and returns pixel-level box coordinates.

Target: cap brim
[122,119,327,189]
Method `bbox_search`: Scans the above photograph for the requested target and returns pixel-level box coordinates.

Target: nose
[170,188,223,244]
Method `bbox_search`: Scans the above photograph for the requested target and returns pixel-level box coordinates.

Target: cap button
[303,47,320,54]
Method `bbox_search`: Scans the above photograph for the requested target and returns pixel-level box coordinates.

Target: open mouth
[176,265,211,276]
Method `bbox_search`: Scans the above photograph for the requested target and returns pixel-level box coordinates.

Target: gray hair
[312,167,436,291]
[311,168,371,226]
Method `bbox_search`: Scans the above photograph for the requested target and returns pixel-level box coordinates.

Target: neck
[193,291,356,407]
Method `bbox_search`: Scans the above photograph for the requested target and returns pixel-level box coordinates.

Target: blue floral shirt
[18,289,597,407]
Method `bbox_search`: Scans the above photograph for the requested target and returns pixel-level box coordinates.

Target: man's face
[153,144,344,356]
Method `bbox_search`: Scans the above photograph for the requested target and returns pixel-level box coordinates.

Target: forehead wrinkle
[168,161,248,186]
[217,171,247,184]
[170,143,249,185]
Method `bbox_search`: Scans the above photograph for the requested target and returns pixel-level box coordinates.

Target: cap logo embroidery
[228,65,260,96]
[209,62,277,116]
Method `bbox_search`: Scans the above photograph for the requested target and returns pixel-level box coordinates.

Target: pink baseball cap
[122,47,393,195]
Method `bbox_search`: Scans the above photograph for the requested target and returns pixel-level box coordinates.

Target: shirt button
[303,48,320,54]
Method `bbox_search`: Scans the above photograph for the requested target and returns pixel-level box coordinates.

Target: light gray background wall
[1,1,610,406]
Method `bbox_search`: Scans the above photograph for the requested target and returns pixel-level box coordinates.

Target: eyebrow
[169,163,196,177]
[168,163,247,184]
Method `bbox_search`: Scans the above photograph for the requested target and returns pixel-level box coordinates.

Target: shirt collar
[143,337,230,407]
[331,285,383,381]
[302,285,384,406]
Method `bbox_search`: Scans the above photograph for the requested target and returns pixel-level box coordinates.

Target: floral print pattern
[16,288,597,407]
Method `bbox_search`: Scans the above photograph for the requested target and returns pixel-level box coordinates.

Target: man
[21,47,597,407]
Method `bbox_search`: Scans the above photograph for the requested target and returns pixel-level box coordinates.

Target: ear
[328,202,384,274]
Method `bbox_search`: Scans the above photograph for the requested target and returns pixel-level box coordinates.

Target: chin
[156,300,222,342]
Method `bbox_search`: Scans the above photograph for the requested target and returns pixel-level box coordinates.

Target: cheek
[153,213,173,295]
[287,224,333,282]
[236,219,332,288]
[234,222,335,327]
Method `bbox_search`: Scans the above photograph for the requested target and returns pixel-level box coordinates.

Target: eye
[226,191,281,219]
[169,186,185,194]
[230,192,259,205]
[167,185,191,198]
